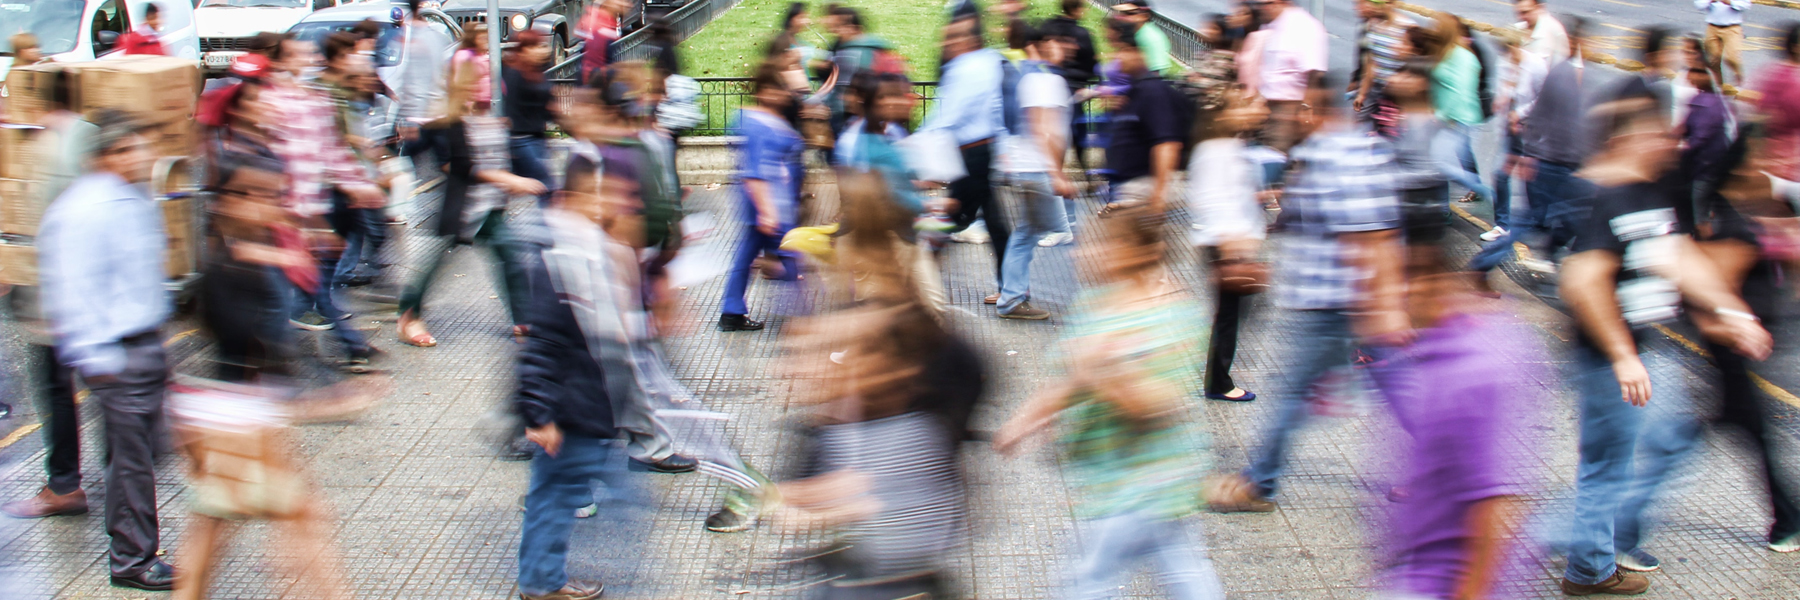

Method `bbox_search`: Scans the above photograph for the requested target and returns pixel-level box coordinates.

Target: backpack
[1470,41,1497,122]
[870,48,907,76]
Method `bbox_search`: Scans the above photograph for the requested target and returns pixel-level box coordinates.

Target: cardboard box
[149,120,198,158]
[77,57,201,125]
[162,198,196,278]
[0,242,37,286]
[2,66,54,125]
[0,178,42,236]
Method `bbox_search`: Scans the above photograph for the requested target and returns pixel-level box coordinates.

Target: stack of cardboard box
[0,56,203,286]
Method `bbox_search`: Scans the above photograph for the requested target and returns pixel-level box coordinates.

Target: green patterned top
[1058,284,1210,521]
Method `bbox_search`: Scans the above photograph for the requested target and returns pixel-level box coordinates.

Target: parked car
[287,0,462,140]
[0,0,200,81]
[435,0,579,65]
[194,0,340,74]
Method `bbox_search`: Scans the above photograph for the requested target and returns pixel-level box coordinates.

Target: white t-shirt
[1187,138,1267,245]
[1000,71,1071,174]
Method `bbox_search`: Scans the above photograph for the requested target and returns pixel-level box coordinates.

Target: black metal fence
[1098,0,1205,68]
[678,78,943,136]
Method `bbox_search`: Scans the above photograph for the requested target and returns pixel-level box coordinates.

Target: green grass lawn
[680,0,1110,81]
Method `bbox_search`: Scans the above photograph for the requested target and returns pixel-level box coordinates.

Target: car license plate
[204,52,240,69]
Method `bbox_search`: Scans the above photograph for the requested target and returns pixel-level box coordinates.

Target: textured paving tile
[2,166,1800,600]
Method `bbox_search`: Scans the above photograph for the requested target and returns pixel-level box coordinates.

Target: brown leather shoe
[519,581,603,600]
[2,487,89,518]
[1561,570,1650,596]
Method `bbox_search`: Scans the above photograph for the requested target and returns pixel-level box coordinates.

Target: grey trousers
[79,333,167,577]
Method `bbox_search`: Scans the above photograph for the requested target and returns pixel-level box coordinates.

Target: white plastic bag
[897,129,966,183]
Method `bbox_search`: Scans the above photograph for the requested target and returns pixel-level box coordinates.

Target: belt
[1709,23,1742,28]
[121,330,160,345]
[959,137,994,150]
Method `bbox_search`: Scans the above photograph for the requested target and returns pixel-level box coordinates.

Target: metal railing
[680,78,943,137]
[544,0,743,81]
[1097,0,1206,69]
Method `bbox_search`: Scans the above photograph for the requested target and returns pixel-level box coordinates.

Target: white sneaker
[1772,533,1800,553]
[1037,231,1074,247]
[949,220,990,244]
[1480,226,1508,242]
[1519,257,1557,274]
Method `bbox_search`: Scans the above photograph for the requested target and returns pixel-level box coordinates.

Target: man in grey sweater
[1466,14,1594,277]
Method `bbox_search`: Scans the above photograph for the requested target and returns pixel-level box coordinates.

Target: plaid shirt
[1276,124,1401,310]
[264,77,371,217]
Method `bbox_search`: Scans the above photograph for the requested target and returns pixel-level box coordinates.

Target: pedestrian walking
[1042,0,1098,202]
[1113,1,1178,78]
[1555,92,1771,596]
[836,72,952,315]
[1466,15,1591,279]
[1207,78,1405,513]
[1189,87,1269,404]
[1697,0,1749,86]
[577,0,628,84]
[719,63,804,332]
[397,0,453,171]
[1515,0,1569,65]
[824,6,896,138]
[1482,33,1549,245]
[396,63,545,347]
[1749,25,1800,183]
[922,3,1010,297]
[1252,0,1327,153]
[1,68,95,521]
[1414,13,1495,207]
[995,24,1073,321]
[37,109,176,592]
[504,28,558,208]
[116,2,168,55]
[996,202,1227,600]
[1353,0,1415,137]
[1100,20,1185,215]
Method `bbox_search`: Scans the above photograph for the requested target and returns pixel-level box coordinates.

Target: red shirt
[116,27,166,55]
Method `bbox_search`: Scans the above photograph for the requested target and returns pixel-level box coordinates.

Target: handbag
[1212,256,1271,295]
[167,378,308,520]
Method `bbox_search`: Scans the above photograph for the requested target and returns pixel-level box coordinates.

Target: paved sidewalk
[2,175,1800,599]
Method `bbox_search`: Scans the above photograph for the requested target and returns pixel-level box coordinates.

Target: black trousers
[949,142,1008,283]
[1202,247,1248,395]
[79,333,168,577]
[1708,261,1800,542]
[37,344,80,495]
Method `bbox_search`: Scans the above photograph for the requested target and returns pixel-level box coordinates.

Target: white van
[194,0,339,74]
[0,0,199,74]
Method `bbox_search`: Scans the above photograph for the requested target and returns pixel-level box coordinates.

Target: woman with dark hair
[397,63,546,347]
[835,71,952,314]
[504,28,556,207]
[1188,87,1268,402]
[644,18,682,75]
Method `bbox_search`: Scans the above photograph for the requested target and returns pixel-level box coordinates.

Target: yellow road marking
[1600,22,1646,33]
[1595,0,1647,6]
[1748,23,1785,32]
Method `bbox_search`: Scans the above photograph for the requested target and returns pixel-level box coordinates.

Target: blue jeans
[1244,309,1357,498]
[1433,122,1493,204]
[1490,130,1518,231]
[518,436,642,597]
[1070,511,1226,600]
[510,135,554,206]
[1565,345,1698,585]
[282,263,369,356]
[720,223,797,316]
[1466,160,1589,273]
[998,173,1058,314]
[331,207,383,287]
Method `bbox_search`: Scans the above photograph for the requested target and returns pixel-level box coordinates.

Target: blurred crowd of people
[8,0,1800,598]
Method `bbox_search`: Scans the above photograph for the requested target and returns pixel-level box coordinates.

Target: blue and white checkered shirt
[1275,125,1402,311]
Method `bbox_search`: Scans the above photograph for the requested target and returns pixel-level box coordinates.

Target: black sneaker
[718,314,765,332]
[629,454,698,474]
[705,505,753,533]
[291,312,336,331]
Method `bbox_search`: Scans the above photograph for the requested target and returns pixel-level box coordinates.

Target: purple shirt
[1363,313,1542,598]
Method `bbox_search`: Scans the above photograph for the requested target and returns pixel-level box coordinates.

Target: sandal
[398,311,437,347]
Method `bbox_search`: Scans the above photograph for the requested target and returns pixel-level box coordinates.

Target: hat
[228,53,271,81]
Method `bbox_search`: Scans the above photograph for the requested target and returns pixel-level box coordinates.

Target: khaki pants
[1706,24,1744,83]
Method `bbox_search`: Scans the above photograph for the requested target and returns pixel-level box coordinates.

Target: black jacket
[513,251,621,440]
[503,65,554,137]
[1041,15,1097,88]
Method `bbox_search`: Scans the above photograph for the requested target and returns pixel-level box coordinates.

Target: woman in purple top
[1362,237,1542,599]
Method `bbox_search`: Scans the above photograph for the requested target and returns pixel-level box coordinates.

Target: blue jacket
[513,252,620,440]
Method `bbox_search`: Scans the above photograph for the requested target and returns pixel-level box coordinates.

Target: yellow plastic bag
[782,223,840,263]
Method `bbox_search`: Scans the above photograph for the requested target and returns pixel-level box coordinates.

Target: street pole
[487,0,503,116]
